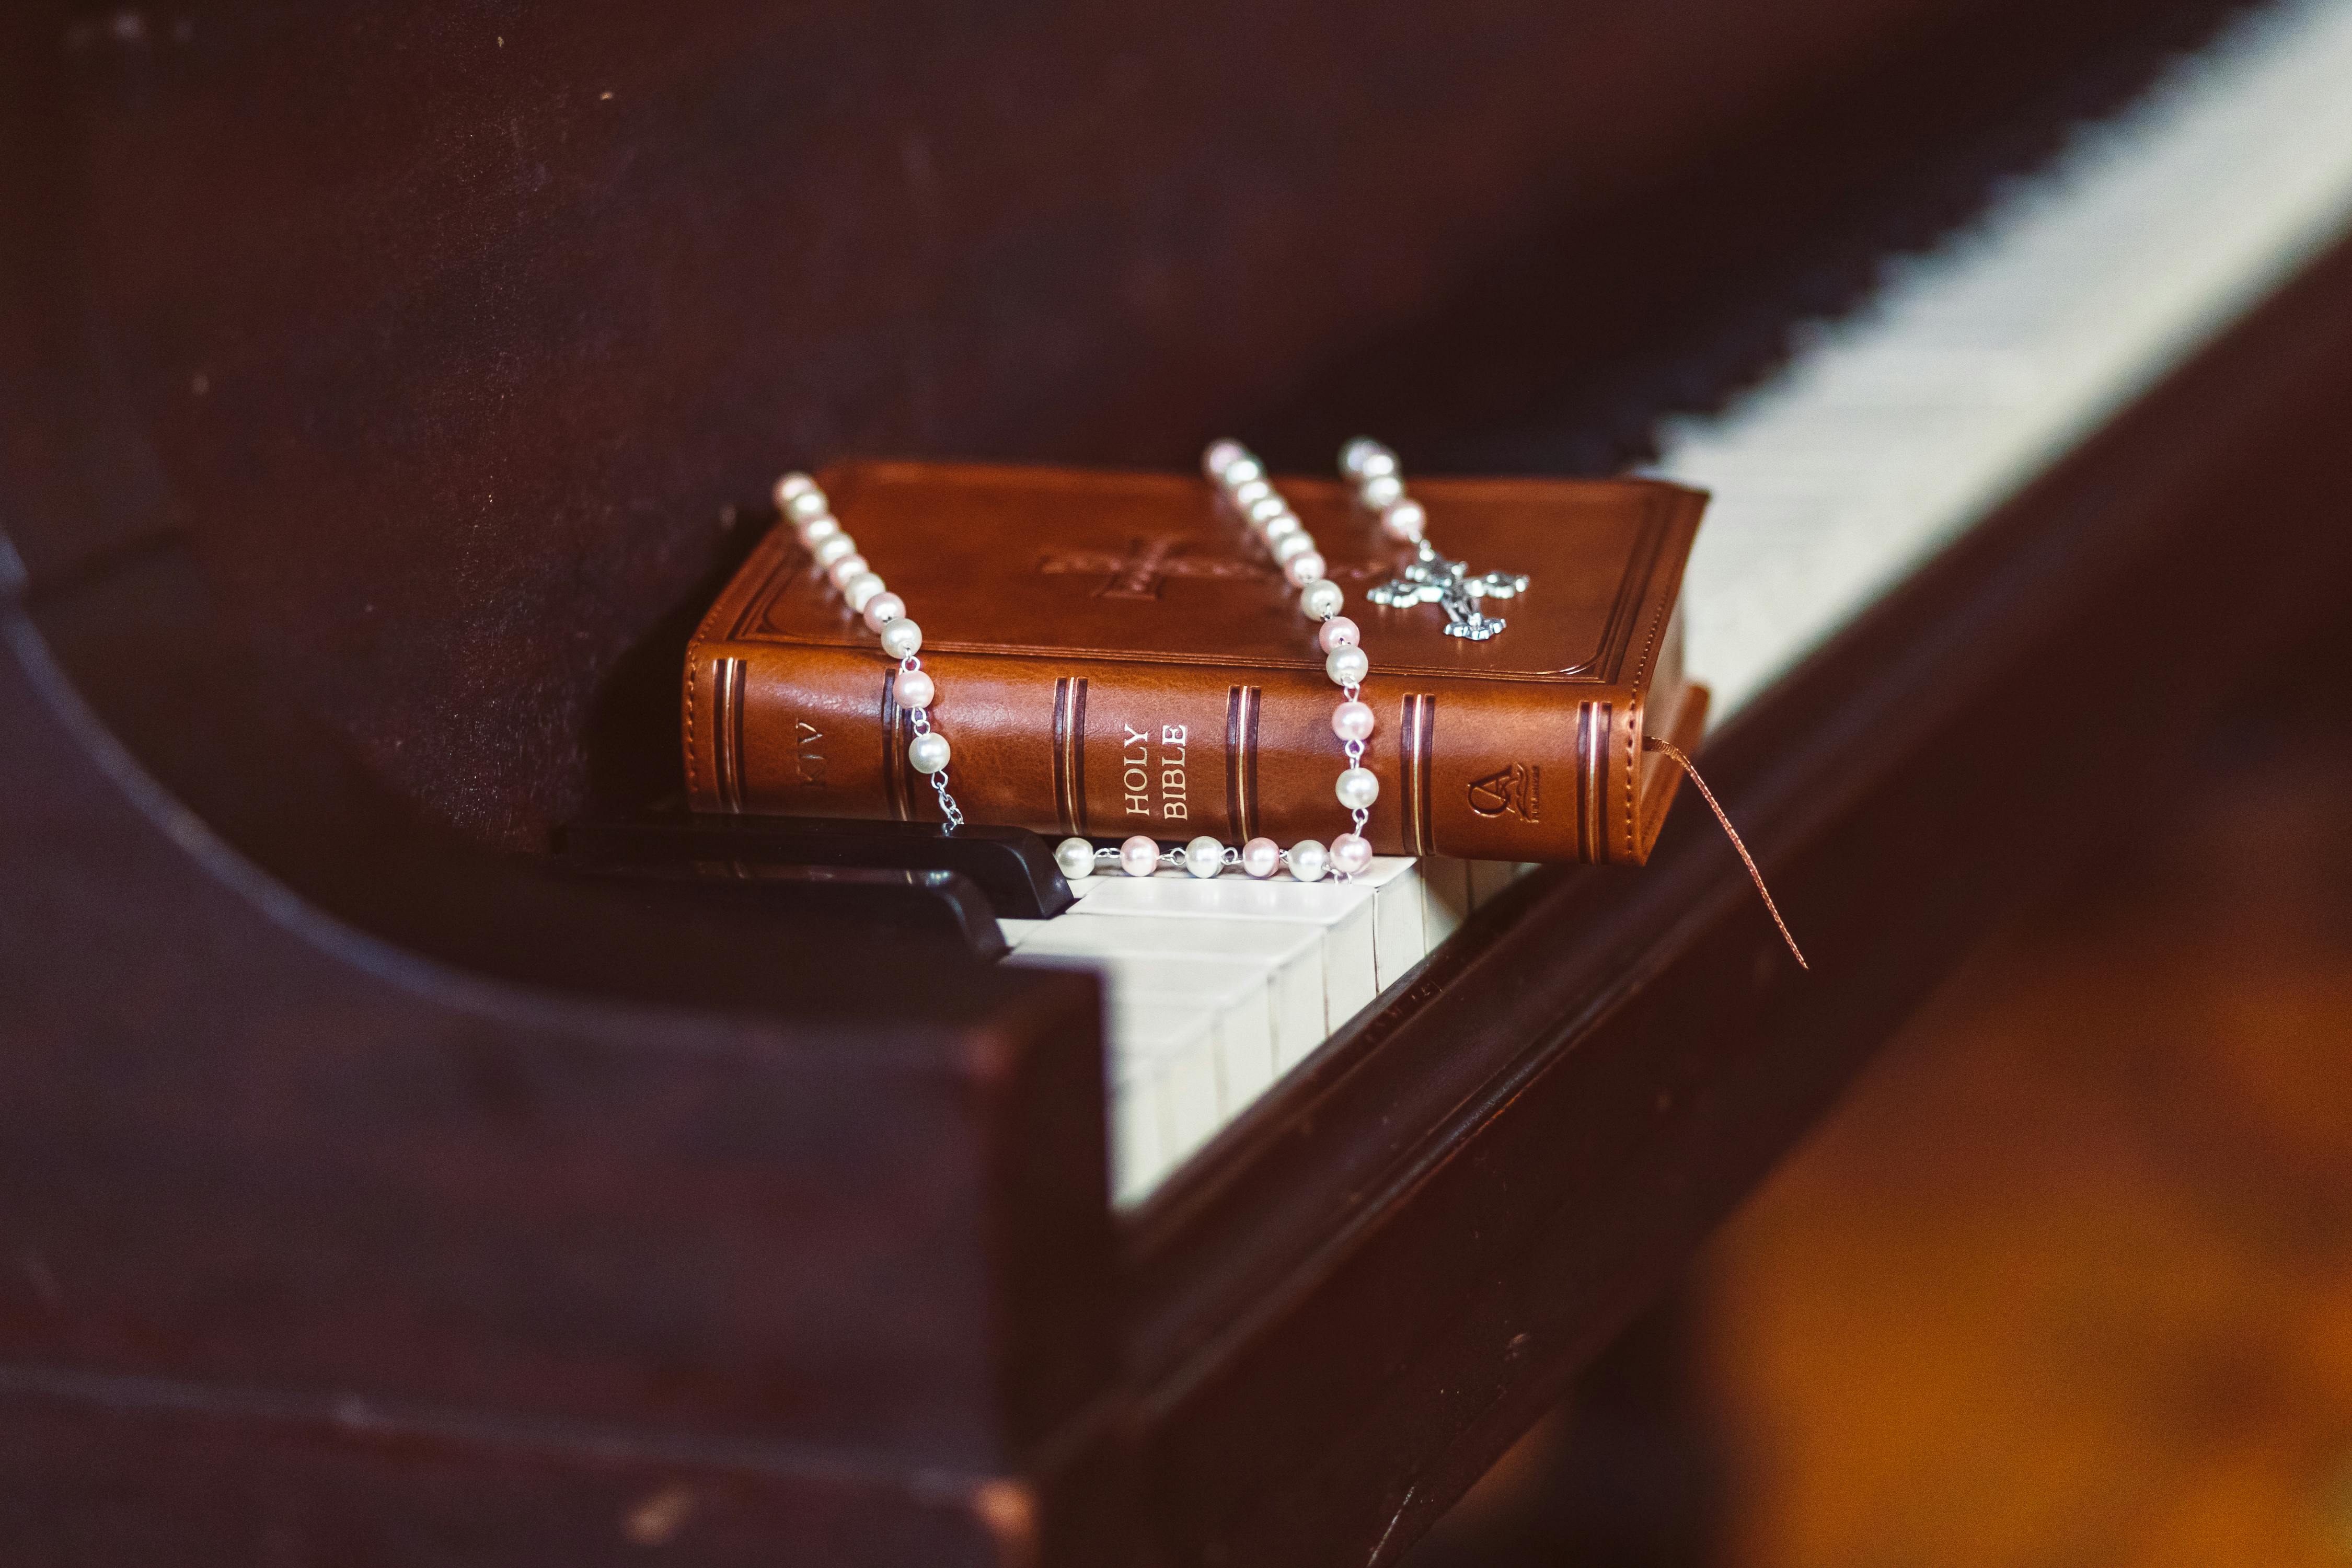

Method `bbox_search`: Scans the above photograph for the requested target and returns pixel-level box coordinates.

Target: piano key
[1659,0,2352,722]
[564,813,1074,917]
[1024,914,1327,1065]
[1105,1006,1219,1202]
[1069,871,1382,1039]
[1012,949,1279,1100]
[565,860,1010,957]
[1350,857,1431,989]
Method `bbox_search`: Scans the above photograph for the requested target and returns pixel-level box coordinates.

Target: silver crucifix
[1365,540,1531,640]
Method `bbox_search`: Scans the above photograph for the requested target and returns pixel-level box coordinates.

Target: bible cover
[684,462,1709,863]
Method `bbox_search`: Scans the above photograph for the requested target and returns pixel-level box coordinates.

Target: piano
[7,0,2352,1561]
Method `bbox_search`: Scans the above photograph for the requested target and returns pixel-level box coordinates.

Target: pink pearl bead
[861,591,906,631]
[1319,616,1360,652]
[1203,439,1248,481]
[894,668,935,709]
[1284,550,1327,587]
[1332,699,1375,741]
[1330,833,1375,876]
[1120,835,1160,878]
[1240,837,1282,878]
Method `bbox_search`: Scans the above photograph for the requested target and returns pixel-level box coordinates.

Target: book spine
[687,638,1645,863]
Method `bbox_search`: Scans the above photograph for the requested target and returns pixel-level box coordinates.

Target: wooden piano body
[7,1,2352,1561]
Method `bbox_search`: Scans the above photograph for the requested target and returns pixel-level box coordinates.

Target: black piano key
[563,812,1075,919]
[567,860,1009,959]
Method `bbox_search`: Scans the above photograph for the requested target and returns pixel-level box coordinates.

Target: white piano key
[1659,0,2352,720]
[1309,900,1378,1056]
[1068,871,1381,1048]
[1013,948,1275,1075]
[1031,914,1324,1068]
[1104,1004,1219,1196]
[1146,1018,1224,1173]
[1352,857,1432,989]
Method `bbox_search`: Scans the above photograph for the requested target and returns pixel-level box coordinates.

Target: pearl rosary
[771,440,1389,887]
[1338,436,1429,544]
[775,471,966,830]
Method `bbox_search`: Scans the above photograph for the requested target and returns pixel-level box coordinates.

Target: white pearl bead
[1300,579,1344,619]
[1271,531,1315,563]
[894,667,935,709]
[880,619,922,659]
[827,554,870,589]
[1249,495,1291,528]
[786,488,831,524]
[1330,832,1375,875]
[908,731,951,774]
[1318,615,1361,652]
[1229,477,1273,510]
[776,472,821,508]
[1240,837,1282,879]
[1340,437,1398,483]
[1326,645,1369,688]
[844,572,885,613]
[1287,839,1328,883]
[1223,455,1264,488]
[1203,440,1249,481]
[797,514,841,547]
[813,534,856,568]
[1380,499,1426,542]
[1359,473,1404,511]
[1335,767,1380,810]
[1260,513,1302,545]
[1055,836,1097,881]
[1285,550,1327,587]
[1183,835,1225,879]
[862,591,905,630]
[1333,699,1375,741]
[1120,835,1159,878]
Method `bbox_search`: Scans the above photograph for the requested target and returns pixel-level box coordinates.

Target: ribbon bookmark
[1644,736,1808,971]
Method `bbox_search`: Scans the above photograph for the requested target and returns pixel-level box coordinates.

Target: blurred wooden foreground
[1414,636,2352,1567]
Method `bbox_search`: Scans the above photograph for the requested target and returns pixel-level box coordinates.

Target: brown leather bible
[684,462,1709,862]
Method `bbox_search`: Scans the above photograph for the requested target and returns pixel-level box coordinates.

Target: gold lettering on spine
[1123,724,1150,817]
[794,720,825,788]
[1160,724,1187,821]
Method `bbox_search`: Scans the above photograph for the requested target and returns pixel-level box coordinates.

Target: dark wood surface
[5,1,2346,1563]
[2,0,2199,852]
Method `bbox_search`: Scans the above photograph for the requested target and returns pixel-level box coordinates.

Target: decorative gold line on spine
[1226,685,1263,843]
[1225,686,1244,843]
[713,657,746,813]
[1241,685,1264,839]
[1576,701,1610,863]
[1401,693,1436,856]
[881,670,912,822]
[1053,678,1078,835]
[1069,677,1089,835]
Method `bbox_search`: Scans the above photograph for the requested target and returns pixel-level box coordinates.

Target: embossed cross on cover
[685,462,1709,863]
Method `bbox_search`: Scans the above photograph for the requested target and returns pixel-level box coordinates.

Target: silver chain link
[903,654,965,830]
